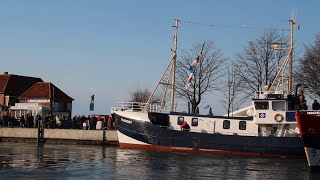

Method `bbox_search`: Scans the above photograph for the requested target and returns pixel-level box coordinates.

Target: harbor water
[0,142,319,179]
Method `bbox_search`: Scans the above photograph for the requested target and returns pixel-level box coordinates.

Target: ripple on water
[0,142,319,179]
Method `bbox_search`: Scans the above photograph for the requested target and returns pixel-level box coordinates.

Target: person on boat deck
[312,99,320,110]
[299,90,308,110]
[180,121,190,131]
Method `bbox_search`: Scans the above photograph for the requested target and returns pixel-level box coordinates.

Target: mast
[266,18,295,96]
[288,19,295,94]
[170,19,178,112]
[144,19,178,112]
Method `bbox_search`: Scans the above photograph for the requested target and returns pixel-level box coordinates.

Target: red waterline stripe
[119,143,304,158]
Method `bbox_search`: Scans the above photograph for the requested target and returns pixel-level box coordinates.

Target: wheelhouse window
[223,120,230,129]
[272,101,285,111]
[254,102,269,110]
[177,117,184,125]
[239,121,246,130]
[191,118,198,126]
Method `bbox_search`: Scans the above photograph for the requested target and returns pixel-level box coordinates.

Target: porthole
[192,118,198,126]
[223,120,230,129]
[239,121,246,130]
[177,117,184,125]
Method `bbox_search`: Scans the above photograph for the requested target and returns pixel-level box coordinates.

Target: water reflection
[0,142,319,179]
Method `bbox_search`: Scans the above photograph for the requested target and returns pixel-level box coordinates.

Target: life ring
[274,114,284,122]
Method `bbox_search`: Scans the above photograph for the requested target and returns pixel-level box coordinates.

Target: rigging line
[179,20,290,31]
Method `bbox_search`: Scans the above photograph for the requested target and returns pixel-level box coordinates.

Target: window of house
[239,121,246,130]
[254,102,269,110]
[177,117,184,125]
[223,120,230,129]
[191,118,198,126]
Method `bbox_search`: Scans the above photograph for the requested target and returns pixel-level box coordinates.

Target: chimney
[4,72,8,75]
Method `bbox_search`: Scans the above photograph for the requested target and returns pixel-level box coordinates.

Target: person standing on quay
[20,115,25,127]
[0,115,3,127]
[92,115,98,130]
[3,114,8,127]
[26,114,32,128]
[86,115,91,130]
[35,114,42,128]
[108,116,113,130]
[80,115,86,129]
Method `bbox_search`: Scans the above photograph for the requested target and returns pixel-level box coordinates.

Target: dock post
[37,120,41,147]
[103,129,106,143]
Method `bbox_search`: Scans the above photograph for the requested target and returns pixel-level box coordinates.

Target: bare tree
[220,61,245,117]
[235,30,288,96]
[129,88,160,103]
[295,34,320,98]
[176,41,225,114]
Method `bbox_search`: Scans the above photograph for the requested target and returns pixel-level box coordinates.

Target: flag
[90,94,94,111]
[185,73,194,89]
[190,56,200,68]
[185,44,204,89]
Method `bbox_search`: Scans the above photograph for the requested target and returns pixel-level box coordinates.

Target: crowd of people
[0,114,115,130]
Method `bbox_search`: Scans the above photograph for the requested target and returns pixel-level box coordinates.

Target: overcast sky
[1,0,319,115]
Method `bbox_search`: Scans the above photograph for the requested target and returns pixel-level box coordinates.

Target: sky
[1,0,319,115]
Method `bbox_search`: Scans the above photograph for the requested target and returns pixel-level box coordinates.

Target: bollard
[37,120,41,147]
[103,129,106,142]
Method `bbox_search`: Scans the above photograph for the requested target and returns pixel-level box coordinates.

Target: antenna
[291,8,297,22]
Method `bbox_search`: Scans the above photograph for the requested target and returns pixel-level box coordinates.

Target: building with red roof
[0,72,43,115]
[11,82,74,117]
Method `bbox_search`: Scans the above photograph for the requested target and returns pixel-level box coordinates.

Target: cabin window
[272,101,285,111]
[254,102,269,110]
[239,121,246,130]
[191,118,198,126]
[177,117,184,125]
[223,120,230,129]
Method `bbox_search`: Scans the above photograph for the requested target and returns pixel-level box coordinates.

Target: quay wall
[0,128,118,145]
[0,128,38,138]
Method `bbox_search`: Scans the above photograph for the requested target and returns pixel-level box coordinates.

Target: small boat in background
[296,111,320,171]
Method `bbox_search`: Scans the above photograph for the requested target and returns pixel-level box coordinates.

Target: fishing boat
[296,112,320,171]
[113,19,306,157]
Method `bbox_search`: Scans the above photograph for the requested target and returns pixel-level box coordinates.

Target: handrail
[115,102,163,113]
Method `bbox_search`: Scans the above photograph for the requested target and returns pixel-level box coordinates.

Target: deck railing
[113,102,162,113]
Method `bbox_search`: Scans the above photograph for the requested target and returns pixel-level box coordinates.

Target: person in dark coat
[87,115,91,130]
[72,116,77,129]
[0,115,3,127]
[3,115,8,127]
[92,116,98,130]
[76,115,81,129]
[312,99,320,110]
[27,114,34,128]
[299,90,308,110]
[8,115,15,127]
[20,115,25,127]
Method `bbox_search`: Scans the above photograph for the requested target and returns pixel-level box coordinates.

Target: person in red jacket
[180,121,190,131]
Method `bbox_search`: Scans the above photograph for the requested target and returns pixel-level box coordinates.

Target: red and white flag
[185,43,205,89]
